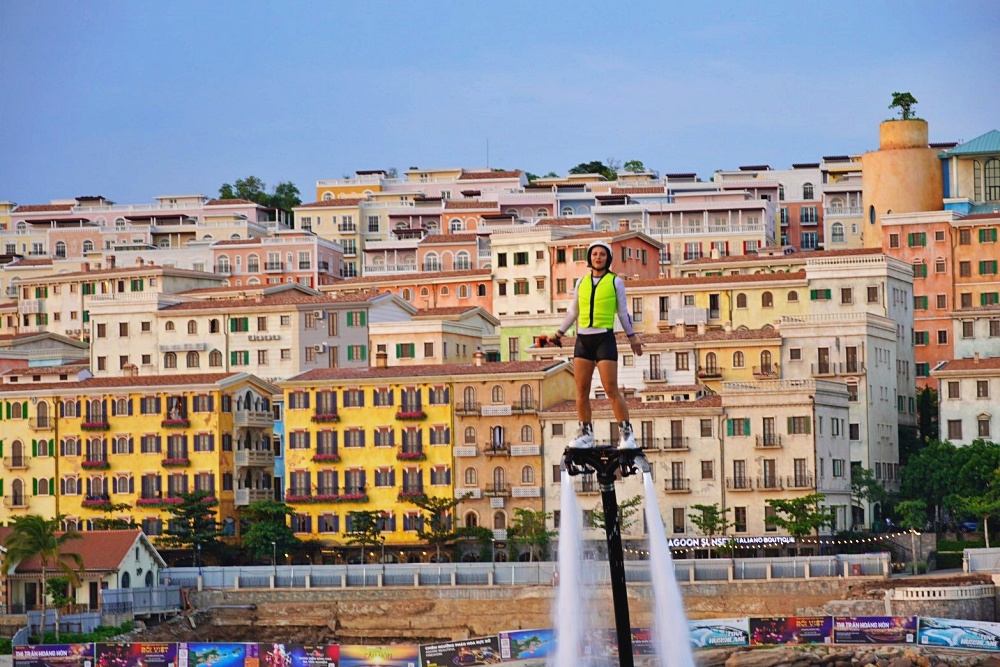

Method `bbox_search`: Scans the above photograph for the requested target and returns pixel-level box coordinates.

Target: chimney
[674,321,686,338]
[723,320,733,333]
[474,348,484,367]
[375,350,389,368]
[618,218,629,231]
[974,352,980,364]
[697,322,706,335]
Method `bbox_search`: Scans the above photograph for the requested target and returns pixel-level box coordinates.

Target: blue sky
[1,1,998,205]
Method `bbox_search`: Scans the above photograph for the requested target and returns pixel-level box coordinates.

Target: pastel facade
[821,156,865,249]
[933,356,1000,446]
[324,269,494,312]
[210,232,344,288]
[370,307,500,366]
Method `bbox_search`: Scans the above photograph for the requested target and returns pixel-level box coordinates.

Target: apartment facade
[933,356,1000,446]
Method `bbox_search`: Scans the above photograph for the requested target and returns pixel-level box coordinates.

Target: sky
[1,1,998,205]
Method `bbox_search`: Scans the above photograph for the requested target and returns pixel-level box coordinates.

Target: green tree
[622,160,647,173]
[45,575,75,641]
[895,500,929,575]
[889,92,919,120]
[158,491,221,563]
[90,502,138,530]
[345,511,385,564]
[900,439,957,524]
[592,495,644,532]
[1,515,83,640]
[508,508,557,562]
[947,468,1000,549]
[218,176,302,211]
[411,494,467,563]
[950,439,1000,498]
[688,504,733,558]
[765,493,835,541]
[916,386,939,446]
[850,464,888,529]
[239,499,301,564]
[525,172,540,184]
[568,161,617,181]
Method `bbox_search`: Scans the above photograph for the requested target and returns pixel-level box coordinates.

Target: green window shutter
[810,289,817,300]
[824,289,832,300]
[920,232,926,246]
[230,351,237,366]
[5,402,9,419]
[395,344,401,357]
[361,346,367,361]
[744,418,750,435]
[0,441,3,457]
[347,312,354,326]
[0,479,3,496]
[408,343,415,356]
[726,419,734,436]
[230,318,236,332]
[243,351,250,364]
[360,311,366,326]
[804,417,812,434]
[32,439,37,457]
[50,477,54,491]
[983,293,989,306]
[83,311,89,323]
[23,402,27,417]
[787,417,794,433]
[33,478,38,495]
[347,346,354,361]
[992,229,998,242]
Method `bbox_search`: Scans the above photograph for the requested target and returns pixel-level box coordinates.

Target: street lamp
[271,541,277,579]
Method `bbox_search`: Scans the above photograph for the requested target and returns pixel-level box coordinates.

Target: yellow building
[280,359,573,559]
[0,372,278,538]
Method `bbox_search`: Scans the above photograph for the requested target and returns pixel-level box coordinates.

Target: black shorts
[574,331,618,363]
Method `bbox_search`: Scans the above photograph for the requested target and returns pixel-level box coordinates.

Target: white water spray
[643,472,695,667]
[551,468,586,667]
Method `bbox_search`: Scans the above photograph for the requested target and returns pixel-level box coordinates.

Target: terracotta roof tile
[2,360,90,376]
[641,384,711,393]
[628,270,806,288]
[6,258,54,267]
[952,305,1000,315]
[542,395,722,413]
[458,170,522,180]
[444,201,500,210]
[961,213,1000,221]
[161,293,372,312]
[0,372,241,394]
[534,217,593,227]
[415,307,479,317]
[418,233,480,245]
[204,199,257,206]
[212,238,263,246]
[21,265,221,282]
[177,284,263,296]
[13,204,75,213]
[933,357,1000,372]
[285,360,564,383]
[685,247,881,265]
[297,198,364,209]
[610,187,666,195]
[0,529,149,572]
[332,269,492,286]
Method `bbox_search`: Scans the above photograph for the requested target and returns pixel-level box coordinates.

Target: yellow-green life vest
[577,272,617,329]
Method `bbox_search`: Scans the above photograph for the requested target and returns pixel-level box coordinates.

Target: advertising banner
[179,644,249,667]
[337,645,418,667]
[749,617,832,645]
[833,617,917,645]
[918,617,1000,651]
[260,646,337,667]
[497,628,556,663]
[15,644,94,667]
[419,637,500,667]
[688,618,751,648]
[96,644,179,667]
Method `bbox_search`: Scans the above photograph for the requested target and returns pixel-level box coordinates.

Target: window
[913,262,927,279]
[979,416,992,438]
[960,228,972,245]
[513,280,529,295]
[732,351,745,368]
[675,352,689,371]
[977,380,990,399]
[979,227,998,243]
[936,259,947,274]
[186,351,199,368]
[937,294,947,309]
[810,288,831,301]
[496,253,507,267]
[209,350,223,367]
[962,293,973,308]
[788,416,811,434]
[889,234,900,249]
[830,223,845,243]
[513,251,529,265]
[947,419,963,440]
[938,330,948,344]
[700,419,713,438]
[736,293,747,309]
[789,348,801,361]
[164,352,177,369]
[947,381,960,399]
[787,290,798,302]
[840,288,853,305]
[867,286,879,304]
[908,232,927,247]
[980,260,999,275]
[991,320,1000,337]
[963,321,975,338]
[727,418,749,436]
[800,207,818,224]
[802,183,814,199]
[761,292,773,308]
[672,508,685,534]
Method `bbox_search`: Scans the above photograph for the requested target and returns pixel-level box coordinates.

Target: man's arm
[554,280,580,339]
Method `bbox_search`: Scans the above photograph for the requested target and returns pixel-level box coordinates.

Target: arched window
[440,286,450,296]
[477,284,487,297]
[464,511,478,528]
[492,466,506,490]
[493,510,507,530]
[491,385,504,403]
[736,293,748,309]
[11,402,23,419]
[217,256,230,273]
[89,400,101,420]
[82,240,94,253]
[424,253,440,271]
[401,288,412,301]
[11,478,25,505]
[37,437,49,457]
[450,218,463,233]
[519,384,533,409]
[705,352,718,374]
[732,351,745,368]
[64,476,79,495]
[164,352,177,369]
[831,222,845,243]
[210,319,220,333]
[536,209,549,218]
[420,287,430,297]
[788,290,799,302]
[186,351,200,368]
[458,285,469,299]
[165,321,175,331]
[247,254,260,273]
[230,233,241,240]
[463,387,476,408]
[520,425,533,443]
[803,183,814,199]
[562,206,574,216]
[209,350,223,367]
[464,426,476,444]
[54,241,67,258]
[187,320,197,335]
[464,468,477,485]
[116,398,128,415]
[121,572,131,588]
[455,251,471,270]
[761,291,774,308]
[760,350,773,374]
[521,466,534,484]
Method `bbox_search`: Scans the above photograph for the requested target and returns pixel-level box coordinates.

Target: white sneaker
[618,422,638,450]
[568,423,595,449]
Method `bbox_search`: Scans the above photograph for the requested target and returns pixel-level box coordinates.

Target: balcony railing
[214,264,232,275]
[3,456,28,470]
[483,442,511,456]
[453,445,478,457]
[511,400,537,413]
[455,402,481,416]
[484,484,511,497]
[574,478,600,495]
[755,434,782,448]
[787,474,815,489]
[397,446,425,461]
[338,224,357,232]
[235,488,272,506]
[696,366,723,379]
[811,363,834,377]
[726,477,753,491]
[664,478,690,492]
[264,261,284,272]
[234,449,274,467]
[643,369,665,382]
[234,410,274,428]
[664,437,689,450]
[758,476,783,490]
[753,364,779,378]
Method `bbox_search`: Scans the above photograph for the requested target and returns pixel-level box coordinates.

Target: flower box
[81,460,110,470]
[337,493,368,503]
[161,458,191,468]
[81,499,112,509]
[161,419,191,429]
[81,422,110,432]
[395,410,427,421]
[136,498,164,507]
[397,491,426,502]
[396,451,426,461]
[312,453,341,463]
[311,413,341,423]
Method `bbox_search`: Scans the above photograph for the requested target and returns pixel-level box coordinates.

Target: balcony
[483,442,511,456]
[453,445,478,457]
[234,410,274,428]
[360,263,418,275]
[753,364,779,378]
[235,488,272,507]
[663,437,689,451]
[455,402,481,416]
[19,299,45,315]
[726,477,753,491]
[338,224,357,232]
[574,478,600,495]
[3,456,29,470]
[824,206,863,217]
[511,444,541,456]
[29,417,53,431]
[3,495,29,509]
[484,484,511,497]
[214,264,232,275]
[683,251,703,261]
[811,363,835,377]
[638,438,661,450]
[397,446,425,461]
[511,400,537,414]
[696,366,723,380]
[755,434,782,448]
[664,478,690,493]
[422,263,442,272]
[643,369,665,382]
[666,306,708,325]
[512,486,542,498]
[235,449,275,467]
[757,476,783,490]
[264,261,284,272]
[787,474,815,489]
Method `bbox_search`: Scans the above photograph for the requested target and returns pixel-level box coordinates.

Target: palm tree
[1,515,83,641]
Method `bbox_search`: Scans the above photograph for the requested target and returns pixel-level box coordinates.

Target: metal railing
[757,476,783,490]
[482,442,510,456]
[455,402,480,415]
[726,477,753,491]
[756,434,782,447]
[664,478,690,492]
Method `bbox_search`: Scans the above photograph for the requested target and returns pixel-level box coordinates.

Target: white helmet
[587,241,613,268]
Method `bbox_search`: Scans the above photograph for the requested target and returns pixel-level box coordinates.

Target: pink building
[210,232,343,288]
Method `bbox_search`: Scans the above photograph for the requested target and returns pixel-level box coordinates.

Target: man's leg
[597,360,637,449]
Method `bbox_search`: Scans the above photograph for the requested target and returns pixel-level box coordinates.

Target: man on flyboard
[552,240,643,449]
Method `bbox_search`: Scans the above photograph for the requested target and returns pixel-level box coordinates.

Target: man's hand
[629,336,643,356]
[550,331,564,347]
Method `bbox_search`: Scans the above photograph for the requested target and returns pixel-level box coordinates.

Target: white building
[933,355,1000,446]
